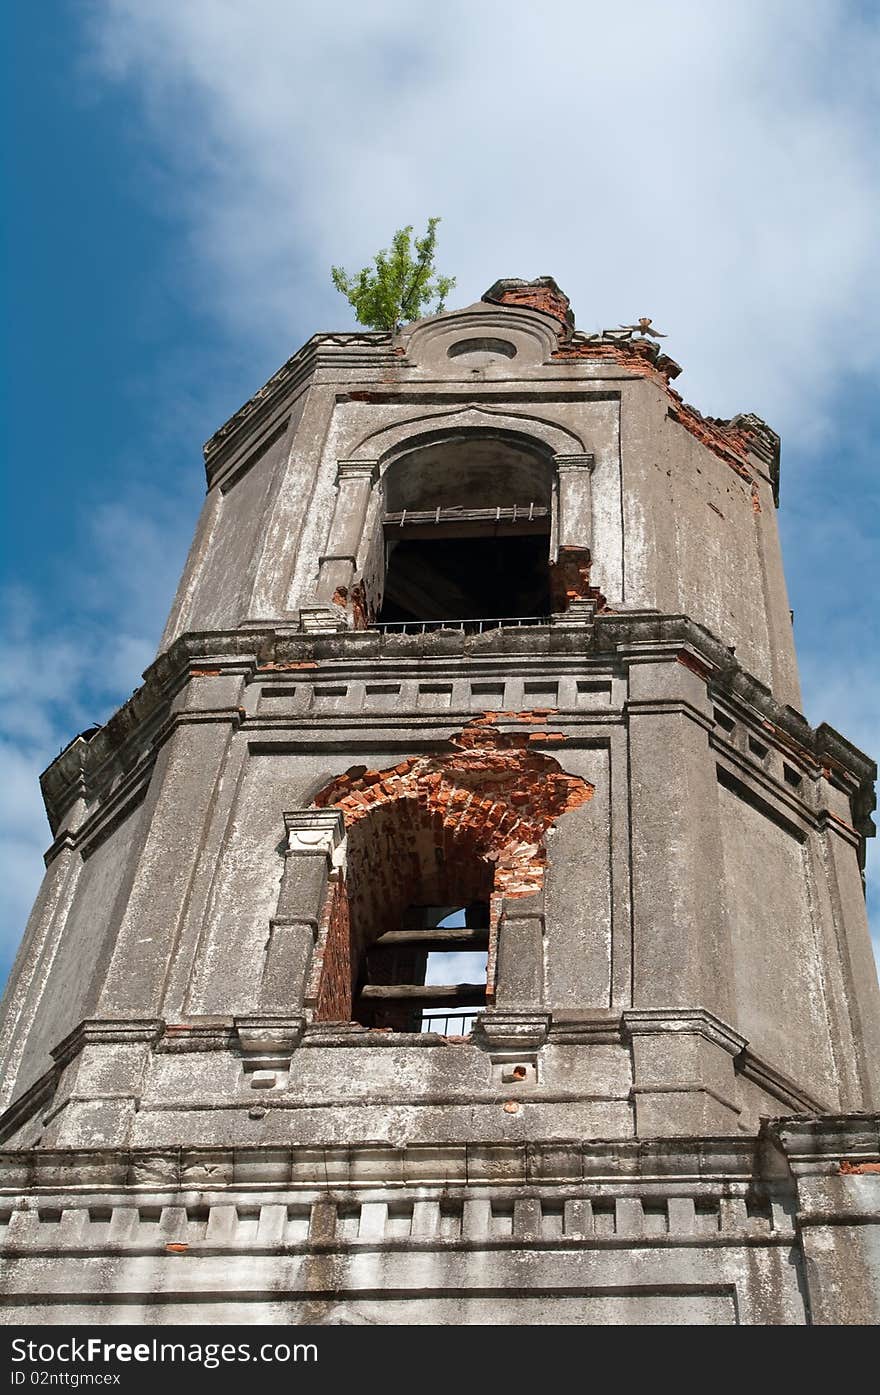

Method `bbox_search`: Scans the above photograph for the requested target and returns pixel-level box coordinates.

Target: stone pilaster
[554,452,595,554]
[238,809,346,1057]
[314,459,379,605]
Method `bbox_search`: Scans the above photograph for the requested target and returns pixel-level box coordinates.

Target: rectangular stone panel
[718,777,837,1097]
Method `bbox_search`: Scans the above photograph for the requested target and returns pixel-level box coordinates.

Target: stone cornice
[760,1113,880,1176]
[201,318,781,504]
[623,1008,747,1057]
[37,616,876,843]
[2,1122,870,1190]
[0,1135,780,1192]
[737,1052,832,1115]
[203,333,396,480]
[51,1019,163,1070]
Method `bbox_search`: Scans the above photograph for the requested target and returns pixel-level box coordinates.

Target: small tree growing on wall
[331,218,456,331]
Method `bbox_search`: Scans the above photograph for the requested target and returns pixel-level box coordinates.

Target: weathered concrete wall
[719,779,838,1102]
[620,383,798,704]
[2,1123,876,1325]
[1,804,147,1107]
[157,299,797,700]
[2,288,877,1324]
[178,428,291,636]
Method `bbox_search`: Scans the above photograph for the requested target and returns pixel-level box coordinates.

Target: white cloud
[6,1,878,984]
[88,0,880,438]
[0,488,194,973]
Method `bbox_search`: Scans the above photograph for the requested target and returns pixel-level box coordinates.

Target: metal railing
[385,504,549,528]
[420,1009,479,1037]
[370,615,549,636]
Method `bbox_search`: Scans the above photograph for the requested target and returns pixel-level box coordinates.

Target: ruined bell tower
[1,279,878,1325]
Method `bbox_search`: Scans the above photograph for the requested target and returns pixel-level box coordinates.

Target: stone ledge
[0,1133,800,1191]
[38,614,875,838]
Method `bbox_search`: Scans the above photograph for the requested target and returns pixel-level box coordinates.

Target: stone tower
[1,280,878,1325]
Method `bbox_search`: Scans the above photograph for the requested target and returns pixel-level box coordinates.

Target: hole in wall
[447,337,517,360]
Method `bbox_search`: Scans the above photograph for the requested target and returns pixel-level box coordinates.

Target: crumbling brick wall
[310,726,593,1020]
[310,875,353,1021]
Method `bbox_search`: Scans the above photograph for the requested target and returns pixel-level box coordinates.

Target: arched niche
[313,409,598,629]
[375,429,557,625]
[382,430,555,513]
[326,409,583,627]
[306,731,593,1033]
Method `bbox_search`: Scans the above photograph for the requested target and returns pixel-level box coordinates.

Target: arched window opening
[376,435,554,628]
[357,901,490,1034]
[338,792,494,1036]
[309,730,594,1037]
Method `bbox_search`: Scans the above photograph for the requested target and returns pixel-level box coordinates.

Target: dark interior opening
[354,901,489,1035]
[378,533,551,624]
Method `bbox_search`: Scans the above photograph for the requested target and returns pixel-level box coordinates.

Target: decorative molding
[298,606,349,634]
[203,334,394,476]
[0,1185,796,1253]
[234,1016,305,1059]
[474,1011,551,1051]
[550,599,597,628]
[335,459,379,486]
[736,1050,832,1115]
[623,1008,748,1058]
[3,1127,850,1195]
[283,809,345,857]
[548,1011,624,1046]
[553,452,595,473]
[51,1019,163,1070]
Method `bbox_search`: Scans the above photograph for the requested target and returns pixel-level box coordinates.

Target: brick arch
[308,727,593,1022]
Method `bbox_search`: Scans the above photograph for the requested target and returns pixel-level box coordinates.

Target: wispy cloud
[4,2,877,982]
[0,486,195,973]
[87,0,880,437]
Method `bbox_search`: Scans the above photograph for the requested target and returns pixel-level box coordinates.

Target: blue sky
[2,1,878,986]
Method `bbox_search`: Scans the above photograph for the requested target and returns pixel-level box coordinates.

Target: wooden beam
[372,929,489,951]
[358,984,486,1007]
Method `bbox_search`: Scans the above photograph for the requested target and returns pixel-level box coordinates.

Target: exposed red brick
[311,727,593,1017]
[553,337,776,493]
[548,546,608,612]
[467,709,560,728]
[483,277,574,335]
[330,582,371,629]
[839,1159,880,1174]
[349,582,371,629]
[751,483,762,514]
[191,668,222,678]
[311,876,353,1023]
[554,336,679,387]
[257,661,319,671]
[677,649,714,682]
[666,392,756,484]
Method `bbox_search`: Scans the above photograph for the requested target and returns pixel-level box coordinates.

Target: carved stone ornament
[283,808,346,857]
[553,452,595,473]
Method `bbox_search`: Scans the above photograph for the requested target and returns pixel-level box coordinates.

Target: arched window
[376,433,554,629]
[308,730,594,1036]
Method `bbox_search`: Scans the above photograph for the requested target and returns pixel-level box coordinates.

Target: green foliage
[331,218,456,331]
